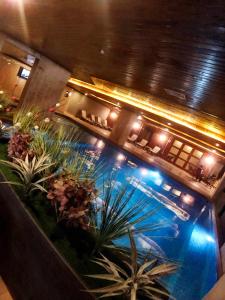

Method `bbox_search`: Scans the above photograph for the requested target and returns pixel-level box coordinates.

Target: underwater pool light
[140,168,148,176]
[117,153,126,161]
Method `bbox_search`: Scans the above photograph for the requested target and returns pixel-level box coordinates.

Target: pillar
[20,56,70,110]
[109,109,137,146]
[212,174,225,205]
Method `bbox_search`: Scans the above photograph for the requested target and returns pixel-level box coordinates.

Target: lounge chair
[147,145,161,155]
[80,110,90,122]
[96,116,103,127]
[136,139,148,148]
[102,119,111,130]
[128,134,138,143]
[90,114,96,124]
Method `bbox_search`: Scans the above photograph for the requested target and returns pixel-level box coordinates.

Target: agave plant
[89,177,163,256]
[0,152,54,195]
[87,231,177,300]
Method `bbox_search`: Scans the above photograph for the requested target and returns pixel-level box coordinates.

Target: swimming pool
[58,117,218,300]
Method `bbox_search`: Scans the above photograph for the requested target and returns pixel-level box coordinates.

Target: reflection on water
[55,117,218,300]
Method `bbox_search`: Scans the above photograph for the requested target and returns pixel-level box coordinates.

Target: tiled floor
[0,278,12,300]
[56,111,217,199]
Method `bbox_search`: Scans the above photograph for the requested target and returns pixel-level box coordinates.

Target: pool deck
[57,111,217,200]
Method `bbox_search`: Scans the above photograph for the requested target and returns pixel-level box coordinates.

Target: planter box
[0,173,94,300]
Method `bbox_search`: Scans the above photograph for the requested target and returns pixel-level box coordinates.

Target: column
[109,109,137,146]
[212,173,225,205]
[20,56,70,110]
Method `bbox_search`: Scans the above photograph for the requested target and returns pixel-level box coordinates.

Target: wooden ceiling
[0,1,225,120]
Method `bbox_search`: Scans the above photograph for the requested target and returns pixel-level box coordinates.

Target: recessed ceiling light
[167,122,172,126]
[216,143,220,147]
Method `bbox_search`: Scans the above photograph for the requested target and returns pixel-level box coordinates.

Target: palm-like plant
[90,177,163,256]
[87,231,177,300]
[0,152,54,195]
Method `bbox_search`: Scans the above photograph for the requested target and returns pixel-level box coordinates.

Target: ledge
[0,172,94,300]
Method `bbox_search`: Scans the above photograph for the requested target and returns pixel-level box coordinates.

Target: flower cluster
[47,174,97,230]
[8,132,34,160]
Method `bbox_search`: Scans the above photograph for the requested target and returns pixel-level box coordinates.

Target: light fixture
[0,104,3,109]
[44,117,50,123]
[216,143,220,147]
[0,91,4,94]
[85,93,88,96]
[55,103,61,107]
[204,155,215,166]
[110,111,118,119]
[65,91,72,97]
[182,194,194,205]
[137,115,142,120]
[96,140,105,149]
[140,168,148,176]
[167,122,172,126]
[159,133,167,143]
[132,122,141,130]
[117,153,125,161]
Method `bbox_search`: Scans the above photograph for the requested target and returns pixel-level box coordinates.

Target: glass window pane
[169,147,179,155]
[173,140,183,148]
[179,151,189,160]
[183,145,193,153]
[193,150,203,158]
[175,158,185,167]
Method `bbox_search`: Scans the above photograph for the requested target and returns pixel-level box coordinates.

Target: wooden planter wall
[0,173,94,300]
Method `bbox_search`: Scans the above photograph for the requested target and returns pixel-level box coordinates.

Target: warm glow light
[69,77,225,145]
[117,153,126,161]
[204,155,215,165]
[159,133,167,143]
[140,168,148,176]
[0,104,3,109]
[56,103,60,107]
[0,91,4,94]
[137,115,142,120]
[182,194,194,205]
[216,143,220,147]
[132,122,141,130]
[110,111,118,119]
[44,118,50,123]
[96,140,105,149]
[167,122,172,126]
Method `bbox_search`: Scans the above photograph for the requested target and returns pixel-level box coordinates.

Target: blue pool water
[58,118,218,300]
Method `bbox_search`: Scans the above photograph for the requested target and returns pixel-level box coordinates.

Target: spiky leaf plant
[86,231,177,300]
[90,177,163,256]
[65,149,105,182]
[0,152,54,195]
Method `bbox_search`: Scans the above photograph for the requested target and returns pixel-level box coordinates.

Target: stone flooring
[0,278,12,300]
[57,111,217,199]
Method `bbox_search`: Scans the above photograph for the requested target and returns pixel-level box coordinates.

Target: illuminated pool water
[58,117,218,300]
